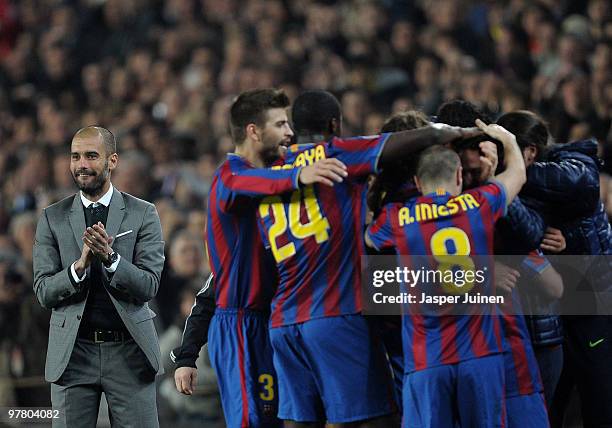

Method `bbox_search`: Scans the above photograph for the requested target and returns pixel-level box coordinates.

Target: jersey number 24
[259,186,330,263]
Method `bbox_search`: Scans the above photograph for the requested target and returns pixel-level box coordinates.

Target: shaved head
[73,126,116,156]
[416,146,461,187]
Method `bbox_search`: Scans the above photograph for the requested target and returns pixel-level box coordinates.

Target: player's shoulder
[464,180,505,199]
[287,142,318,154]
[405,193,426,207]
[379,200,408,216]
[211,156,231,176]
[216,154,252,176]
[284,142,329,166]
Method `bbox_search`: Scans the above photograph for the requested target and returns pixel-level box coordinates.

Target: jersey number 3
[259,186,331,262]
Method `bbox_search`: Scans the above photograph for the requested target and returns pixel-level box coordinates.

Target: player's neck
[420,184,458,196]
[234,145,264,168]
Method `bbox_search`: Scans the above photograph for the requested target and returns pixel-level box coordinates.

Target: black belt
[78,328,130,343]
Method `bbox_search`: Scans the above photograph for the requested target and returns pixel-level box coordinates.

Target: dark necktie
[87,204,105,227]
[86,204,106,286]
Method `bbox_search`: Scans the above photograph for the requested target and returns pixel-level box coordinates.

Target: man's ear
[329,118,341,136]
[108,153,119,171]
[245,123,260,142]
[456,166,463,187]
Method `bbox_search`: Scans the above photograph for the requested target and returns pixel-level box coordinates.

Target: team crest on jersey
[262,404,275,417]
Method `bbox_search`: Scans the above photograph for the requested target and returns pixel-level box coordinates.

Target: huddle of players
[202,88,552,428]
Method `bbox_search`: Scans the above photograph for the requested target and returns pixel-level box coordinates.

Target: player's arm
[379,123,483,167]
[522,252,563,299]
[171,274,215,368]
[364,230,376,249]
[172,274,215,395]
[219,160,347,212]
[476,119,526,205]
[364,205,395,251]
[534,263,564,299]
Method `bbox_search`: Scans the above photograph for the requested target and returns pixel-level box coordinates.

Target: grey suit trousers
[51,337,158,428]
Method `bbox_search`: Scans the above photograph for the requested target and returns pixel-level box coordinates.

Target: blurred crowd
[0,0,610,424]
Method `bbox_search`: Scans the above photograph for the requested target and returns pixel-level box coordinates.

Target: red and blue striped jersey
[366,183,508,372]
[257,134,390,327]
[500,250,548,397]
[206,153,301,310]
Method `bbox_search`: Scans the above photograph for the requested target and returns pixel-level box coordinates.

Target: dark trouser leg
[534,345,564,409]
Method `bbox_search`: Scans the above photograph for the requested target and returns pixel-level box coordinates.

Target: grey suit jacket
[33,189,165,382]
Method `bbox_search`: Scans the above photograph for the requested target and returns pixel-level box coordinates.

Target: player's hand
[175,367,198,395]
[475,119,517,147]
[540,227,566,253]
[494,262,520,295]
[478,141,499,183]
[299,158,348,187]
[83,222,113,261]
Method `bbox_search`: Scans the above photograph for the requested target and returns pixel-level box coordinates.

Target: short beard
[72,160,109,198]
[262,148,281,167]
[261,136,285,167]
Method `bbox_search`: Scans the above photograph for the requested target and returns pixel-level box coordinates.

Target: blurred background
[0,0,610,426]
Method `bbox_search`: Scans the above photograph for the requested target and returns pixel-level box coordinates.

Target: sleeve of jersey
[171,273,216,368]
[472,181,508,221]
[366,206,395,252]
[218,164,301,213]
[331,133,391,177]
[521,250,552,274]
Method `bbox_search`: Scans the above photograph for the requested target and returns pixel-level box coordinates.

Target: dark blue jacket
[509,140,611,344]
[520,139,612,257]
[497,197,545,254]
[522,139,612,319]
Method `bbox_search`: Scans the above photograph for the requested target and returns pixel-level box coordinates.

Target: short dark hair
[437,100,504,172]
[436,100,492,127]
[381,110,429,133]
[230,89,290,144]
[292,90,341,135]
[416,146,461,185]
[497,110,550,160]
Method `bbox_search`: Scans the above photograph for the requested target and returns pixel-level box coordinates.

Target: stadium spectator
[156,229,207,329]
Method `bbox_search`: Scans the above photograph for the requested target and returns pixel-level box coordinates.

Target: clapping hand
[83,222,114,263]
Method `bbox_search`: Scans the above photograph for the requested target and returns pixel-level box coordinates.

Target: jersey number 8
[430,227,476,294]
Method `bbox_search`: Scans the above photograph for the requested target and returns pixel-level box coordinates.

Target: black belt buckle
[94,330,105,343]
[92,330,123,343]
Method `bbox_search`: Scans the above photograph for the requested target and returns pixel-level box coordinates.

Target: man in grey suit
[33,126,165,427]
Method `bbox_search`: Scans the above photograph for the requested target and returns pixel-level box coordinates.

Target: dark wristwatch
[103,250,119,268]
